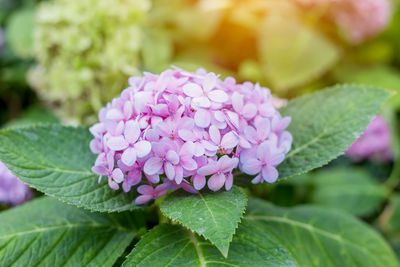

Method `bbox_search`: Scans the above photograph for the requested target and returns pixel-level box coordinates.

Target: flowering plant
[0,67,395,265]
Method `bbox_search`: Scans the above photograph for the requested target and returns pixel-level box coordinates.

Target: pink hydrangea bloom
[297,0,391,44]
[90,67,292,204]
[0,161,32,206]
[346,115,392,162]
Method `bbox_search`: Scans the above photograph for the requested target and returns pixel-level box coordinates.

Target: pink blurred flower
[297,0,391,44]
[346,115,392,162]
[90,67,292,204]
[0,161,32,206]
[332,0,391,44]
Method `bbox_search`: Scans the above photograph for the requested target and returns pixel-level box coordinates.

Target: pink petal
[274,117,292,132]
[143,157,163,175]
[193,175,206,190]
[112,168,124,183]
[124,120,141,144]
[183,83,203,98]
[226,111,240,129]
[209,125,221,145]
[251,174,263,184]
[242,104,257,119]
[203,72,217,92]
[202,141,219,152]
[259,103,275,117]
[115,121,125,136]
[231,92,243,113]
[181,157,198,171]
[166,150,179,165]
[90,123,105,138]
[175,166,183,184]
[154,184,169,198]
[257,143,271,162]
[123,101,133,119]
[208,173,226,191]
[255,118,271,141]
[179,117,195,130]
[214,111,226,122]
[134,141,151,158]
[106,152,115,170]
[269,153,285,166]
[108,178,119,190]
[208,90,228,103]
[107,136,129,151]
[178,129,196,141]
[126,170,142,186]
[106,109,124,121]
[180,141,195,156]
[244,126,257,144]
[181,181,197,194]
[92,165,108,176]
[156,121,172,137]
[146,174,160,184]
[90,139,102,154]
[152,142,166,157]
[192,96,211,108]
[134,92,153,114]
[165,162,176,180]
[137,185,154,195]
[121,147,137,167]
[122,181,132,192]
[194,109,211,128]
[197,162,219,176]
[262,165,278,183]
[220,131,238,149]
[135,195,153,205]
[144,129,160,142]
[193,143,205,157]
[241,158,262,175]
[238,136,252,149]
[225,173,233,190]
[218,155,239,173]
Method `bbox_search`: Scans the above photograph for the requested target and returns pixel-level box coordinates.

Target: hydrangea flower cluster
[0,161,32,206]
[30,0,161,125]
[90,68,292,204]
[346,115,392,162]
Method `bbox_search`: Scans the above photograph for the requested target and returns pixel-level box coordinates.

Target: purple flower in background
[346,115,392,162]
[0,28,4,53]
[0,161,32,206]
[90,67,292,204]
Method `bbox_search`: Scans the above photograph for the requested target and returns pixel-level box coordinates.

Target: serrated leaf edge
[160,186,248,258]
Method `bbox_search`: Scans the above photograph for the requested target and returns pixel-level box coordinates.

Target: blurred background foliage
[2,0,400,260]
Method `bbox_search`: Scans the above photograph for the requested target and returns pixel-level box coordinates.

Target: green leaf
[0,197,136,266]
[0,124,139,212]
[122,223,296,267]
[4,106,59,129]
[259,15,339,90]
[308,168,389,216]
[160,186,247,257]
[125,198,398,266]
[278,85,389,179]
[333,65,400,108]
[244,198,398,267]
[5,8,36,58]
